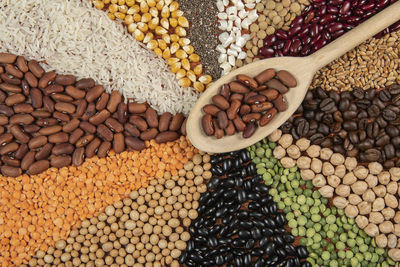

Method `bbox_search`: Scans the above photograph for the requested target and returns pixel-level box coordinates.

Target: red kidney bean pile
[0,53,186,177]
[201,69,297,139]
[260,0,400,58]
[281,83,400,169]
[179,150,309,267]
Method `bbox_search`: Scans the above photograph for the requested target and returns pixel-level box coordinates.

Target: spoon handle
[309,1,400,71]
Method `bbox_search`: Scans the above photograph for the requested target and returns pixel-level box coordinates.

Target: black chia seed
[177,0,221,80]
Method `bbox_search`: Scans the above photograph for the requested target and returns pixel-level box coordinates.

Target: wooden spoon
[187,1,400,153]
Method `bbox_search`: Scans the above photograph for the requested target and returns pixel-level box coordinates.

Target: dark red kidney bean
[277,70,297,87]
[220,84,230,99]
[105,118,124,133]
[145,108,159,128]
[14,143,28,160]
[140,128,158,141]
[28,60,44,78]
[55,102,76,114]
[275,29,289,39]
[129,115,148,131]
[229,81,250,94]
[202,104,220,116]
[75,99,88,118]
[376,0,390,8]
[38,71,56,89]
[332,29,345,39]
[51,93,74,103]
[69,128,84,144]
[128,102,147,114]
[298,27,310,39]
[86,85,104,102]
[9,125,30,143]
[10,114,34,125]
[63,118,80,133]
[328,22,343,33]
[327,6,338,14]
[39,125,62,135]
[21,151,35,170]
[80,121,97,134]
[273,95,288,112]
[24,72,38,88]
[97,124,114,142]
[36,118,58,127]
[361,2,375,10]
[246,95,267,105]
[212,95,230,110]
[55,74,76,86]
[113,133,125,153]
[16,56,28,72]
[263,34,276,46]
[0,142,19,155]
[1,73,21,85]
[310,23,319,38]
[320,14,336,25]
[292,16,304,26]
[316,5,327,16]
[124,123,140,137]
[2,155,20,167]
[273,40,285,50]
[31,110,51,119]
[49,132,69,144]
[43,96,55,113]
[35,143,53,160]
[282,40,291,55]
[242,113,262,123]
[224,121,235,136]
[52,143,75,156]
[65,85,85,99]
[213,118,224,139]
[0,53,17,63]
[260,47,275,58]
[125,136,146,151]
[0,104,14,117]
[24,125,40,134]
[0,83,22,93]
[260,89,279,101]
[76,78,95,89]
[313,39,328,51]
[0,115,8,126]
[97,141,111,157]
[169,113,184,131]
[243,122,257,138]
[117,102,128,124]
[239,105,251,116]
[158,112,172,132]
[86,138,101,158]
[288,24,302,37]
[107,91,122,113]
[236,74,258,89]
[44,84,64,95]
[72,147,85,166]
[260,108,278,126]
[51,155,72,168]
[290,39,302,54]
[180,119,186,136]
[0,133,13,146]
[252,102,274,113]
[89,110,110,125]
[28,136,48,149]
[81,103,96,121]
[96,93,110,111]
[233,117,246,132]
[30,88,43,108]
[5,64,24,79]
[76,134,94,147]
[202,114,214,136]
[227,99,241,120]
[217,111,228,129]
[230,93,244,102]
[1,166,22,177]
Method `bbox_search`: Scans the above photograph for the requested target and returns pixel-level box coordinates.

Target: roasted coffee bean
[358,139,374,151]
[384,144,395,159]
[368,104,380,117]
[315,87,328,99]
[358,118,368,130]
[352,87,364,99]
[319,98,336,112]
[356,99,370,110]
[386,125,399,137]
[295,119,310,137]
[365,88,376,100]
[379,89,391,102]
[376,116,388,128]
[309,133,324,145]
[365,148,381,162]
[338,98,350,111]
[343,121,357,131]
[373,98,386,110]
[376,134,390,147]
[383,108,397,121]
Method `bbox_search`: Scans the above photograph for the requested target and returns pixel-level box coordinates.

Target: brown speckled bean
[29,160,50,175]
[97,141,111,158]
[125,136,146,151]
[72,147,85,166]
[51,155,72,168]
[113,133,125,153]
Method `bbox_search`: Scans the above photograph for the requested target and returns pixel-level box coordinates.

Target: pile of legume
[23,151,210,267]
[92,0,212,91]
[180,149,310,267]
[249,131,396,266]
[0,137,195,266]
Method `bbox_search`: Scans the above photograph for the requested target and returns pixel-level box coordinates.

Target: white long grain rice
[0,0,199,115]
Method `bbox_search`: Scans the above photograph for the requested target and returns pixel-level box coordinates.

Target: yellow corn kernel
[170,34,179,42]
[140,1,149,13]
[119,4,128,13]
[165,0,172,5]
[193,64,203,75]
[167,57,179,65]
[147,40,158,49]
[155,26,168,35]
[127,23,137,33]
[187,70,197,82]
[169,1,179,12]
[171,10,183,18]
[107,12,116,20]
[118,0,126,5]
[133,13,141,22]
[109,3,118,13]
[157,39,167,50]
[179,38,190,46]
[193,81,205,92]
[178,16,189,27]
[126,0,135,7]
[154,48,163,56]
[138,22,148,32]
[160,18,169,30]
[175,49,187,59]
[124,14,134,24]
[175,26,187,37]
[176,69,186,79]
[189,53,200,62]
[181,58,190,71]
[149,7,158,17]
[147,0,156,7]
[141,12,152,22]
[127,5,140,14]
[199,75,212,84]
[184,45,195,54]
[169,18,178,28]
[143,32,154,43]
[111,0,118,4]
[170,62,181,73]
[148,17,159,29]
[93,0,105,10]
[104,0,111,4]
[115,12,126,19]
[178,78,191,87]
[170,42,180,54]
[162,34,171,44]
[134,29,145,41]
[161,6,170,18]
[162,48,171,59]
[156,0,164,10]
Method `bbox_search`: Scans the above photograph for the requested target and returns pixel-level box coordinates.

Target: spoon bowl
[187,1,400,153]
